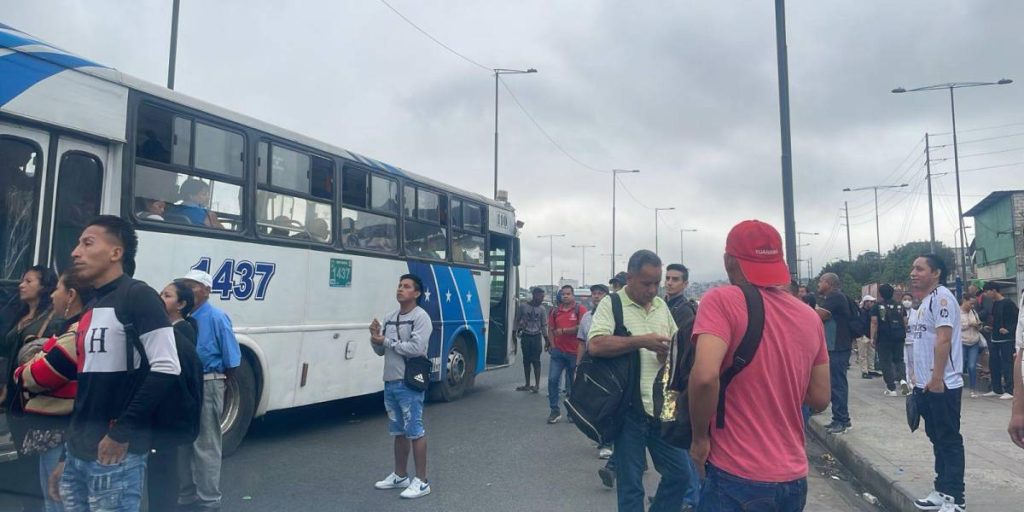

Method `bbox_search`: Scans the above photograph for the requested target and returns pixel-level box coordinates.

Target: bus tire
[221,356,257,457]
[429,337,475,402]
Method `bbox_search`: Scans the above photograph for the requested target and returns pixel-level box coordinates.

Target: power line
[928,121,1024,137]
[930,132,1024,148]
[377,0,491,72]
[377,0,611,177]
[616,176,652,209]
[499,79,609,174]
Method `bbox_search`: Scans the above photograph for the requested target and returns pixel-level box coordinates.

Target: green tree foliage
[816,241,956,298]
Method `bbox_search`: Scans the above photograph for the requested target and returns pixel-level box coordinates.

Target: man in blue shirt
[177,270,241,511]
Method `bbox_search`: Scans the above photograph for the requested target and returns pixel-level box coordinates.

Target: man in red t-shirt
[689,220,831,511]
[546,285,586,424]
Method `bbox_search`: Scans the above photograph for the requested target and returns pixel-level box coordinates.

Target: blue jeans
[384,380,426,439]
[697,463,806,512]
[614,409,699,511]
[59,451,147,512]
[828,350,851,426]
[547,348,576,411]
[39,445,64,512]
[962,343,981,391]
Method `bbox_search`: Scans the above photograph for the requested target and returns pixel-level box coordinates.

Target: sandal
[515,385,530,391]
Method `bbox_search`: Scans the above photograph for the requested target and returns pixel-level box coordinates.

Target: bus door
[0,122,50,344]
[42,136,106,273]
[486,234,515,367]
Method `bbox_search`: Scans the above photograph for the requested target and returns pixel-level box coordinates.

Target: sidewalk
[809,365,1024,511]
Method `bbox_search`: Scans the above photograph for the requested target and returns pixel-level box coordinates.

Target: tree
[816,241,956,298]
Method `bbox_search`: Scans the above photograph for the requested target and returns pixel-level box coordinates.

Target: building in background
[964,190,1024,301]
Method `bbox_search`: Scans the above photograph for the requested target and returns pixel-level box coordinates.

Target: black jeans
[915,386,965,504]
[989,341,1015,395]
[828,350,851,425]
[876,340,906,391]
[147,445,180,512]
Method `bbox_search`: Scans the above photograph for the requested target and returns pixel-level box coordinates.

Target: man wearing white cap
[856,295,879,380]
[176,269,241,511]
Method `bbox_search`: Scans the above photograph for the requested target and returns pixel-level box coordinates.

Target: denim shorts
[59,451,148,512]
[384,380,425,439]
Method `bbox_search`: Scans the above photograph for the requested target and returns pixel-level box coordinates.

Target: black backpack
[846,294,867,339]
[655,284,765,449]
[876,301,906,341]
[119,282,203,448]
[565,293,639,445]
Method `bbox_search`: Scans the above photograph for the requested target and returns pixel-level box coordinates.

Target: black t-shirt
[822,291,852,351]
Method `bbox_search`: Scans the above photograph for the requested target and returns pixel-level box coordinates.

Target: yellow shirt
[587,288,678,415]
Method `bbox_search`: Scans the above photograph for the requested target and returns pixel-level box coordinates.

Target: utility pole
[538,234,565,290]
[925,133,936,253]
[611,169,640,277]
[571,244,596,287]
[844,201,852,261]
[774,0,798,279]
[167,0,180,89]
[654,207,675,257]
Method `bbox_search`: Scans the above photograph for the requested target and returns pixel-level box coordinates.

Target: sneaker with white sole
[981,391,999,397]
[374,472,411,490]
[598,447,613,459]
[914,490,944,510]
[883,389,899,397]
[399,477,431,499]
[900,380,911,395]
[937,494,966,512]
[1000,393,1014,400]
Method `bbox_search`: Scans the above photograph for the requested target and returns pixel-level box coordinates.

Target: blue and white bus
[0,24,520,456]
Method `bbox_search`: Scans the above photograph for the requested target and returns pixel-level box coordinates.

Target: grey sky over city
[5,1,1023,284]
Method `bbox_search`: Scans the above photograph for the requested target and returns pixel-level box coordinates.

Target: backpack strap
[715,284,765,429]
[610,293,631,337]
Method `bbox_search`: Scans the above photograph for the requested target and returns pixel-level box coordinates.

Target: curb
[808,417,919,512]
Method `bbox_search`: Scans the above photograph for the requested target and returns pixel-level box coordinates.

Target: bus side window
[0,137,41,282]
[136,103,190,166]
[340,167,399,253]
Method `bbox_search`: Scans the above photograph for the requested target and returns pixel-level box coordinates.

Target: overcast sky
[5,1,1023,285]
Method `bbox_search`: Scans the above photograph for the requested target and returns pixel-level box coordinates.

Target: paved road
[218,358,882,512]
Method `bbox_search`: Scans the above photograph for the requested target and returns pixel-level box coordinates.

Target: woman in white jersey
[908,254,966,512]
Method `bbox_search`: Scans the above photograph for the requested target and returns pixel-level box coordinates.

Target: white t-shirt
[908,286,963,389]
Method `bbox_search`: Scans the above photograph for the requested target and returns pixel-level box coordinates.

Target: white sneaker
[1000,393,1014,400]
[374,472,411,490]
[883,389,899,397]
[399,477,431,499]
[982,391,999,397]
[970,392,978,398]
[914,490,944,510]
[598,447,613,459]
[937,494,965,512]
[900,380,911,395]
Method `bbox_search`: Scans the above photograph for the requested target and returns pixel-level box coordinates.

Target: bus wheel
[429,337,475,402]
[221,356,257,457]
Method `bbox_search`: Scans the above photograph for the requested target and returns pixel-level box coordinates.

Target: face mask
[902,300,913,309]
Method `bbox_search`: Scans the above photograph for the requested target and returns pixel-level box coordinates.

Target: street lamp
[679,228,697,264]
[493,67,537,199]
[571,244,596,287]
[537,234,565,290]
[611,169,640,276]
[842,184,908,260]
[892,79,1012,293]
[654,207,676,257]
[796,231,819,281]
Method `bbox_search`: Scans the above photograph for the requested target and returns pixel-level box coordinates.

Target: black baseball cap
[530,286,545,294]
[590,283,610,294]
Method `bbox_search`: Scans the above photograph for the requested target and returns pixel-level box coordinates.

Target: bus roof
[0,23,512,212]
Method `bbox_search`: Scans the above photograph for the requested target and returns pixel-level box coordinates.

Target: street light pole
[843,183,909,259]
[843,202,852,261]
[925,133,936,253]
[167,0,180,89]
[679,228,697,263]
[571,244,596,286]
[653,207,675,257]
[538,234,565,290]
[493,68,537,200]
[796,231,819,282]
[892,78,1013,292]
[774,0,798,280]
[611,169,640,277]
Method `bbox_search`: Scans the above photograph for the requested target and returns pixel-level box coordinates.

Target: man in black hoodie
[56,216,180,510]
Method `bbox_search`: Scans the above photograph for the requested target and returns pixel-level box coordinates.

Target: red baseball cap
[725,220,791,287]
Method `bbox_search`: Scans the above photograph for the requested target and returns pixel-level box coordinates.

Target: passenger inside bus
[170,178,221,228]
[136,197,166,221]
